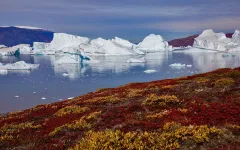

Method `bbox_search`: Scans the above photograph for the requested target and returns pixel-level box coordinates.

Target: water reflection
[1,49,240,113]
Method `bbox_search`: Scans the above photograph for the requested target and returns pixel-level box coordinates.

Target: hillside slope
[0,27,53,47]
[0,68,240,149]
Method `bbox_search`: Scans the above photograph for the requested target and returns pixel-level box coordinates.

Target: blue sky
[1,0,240,42]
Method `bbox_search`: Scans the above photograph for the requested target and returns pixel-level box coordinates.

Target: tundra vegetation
[0,67,240,149]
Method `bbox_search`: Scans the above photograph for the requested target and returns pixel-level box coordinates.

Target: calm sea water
[0,48,239,113]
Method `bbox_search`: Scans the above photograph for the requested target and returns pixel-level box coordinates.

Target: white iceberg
[19,44,33,54]
[134,34,170,53]
[193,29,240,52]
[47,33,90,52]
[127,57,147,63]
[0,44,31,56]
[0,61,39,70]
[33,42,54,55]
[84,37,143,55]
[0,45,6,49]
[144,69,157,74]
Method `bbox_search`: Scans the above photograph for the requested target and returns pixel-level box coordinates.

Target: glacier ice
[0,61,39,70]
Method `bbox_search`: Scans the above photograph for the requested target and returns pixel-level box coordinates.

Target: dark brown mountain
[169,33,233,47]
[0,27,54,47]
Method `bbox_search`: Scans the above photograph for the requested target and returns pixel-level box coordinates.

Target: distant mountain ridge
[0,26,54,47]
[169,33,233,47]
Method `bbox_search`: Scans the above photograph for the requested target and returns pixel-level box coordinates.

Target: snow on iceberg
[134,34,170,53]
[0,61,39,70]
[127,57,147,63]
[144,69,157,74]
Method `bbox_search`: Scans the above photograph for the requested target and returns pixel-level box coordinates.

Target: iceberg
[126,57,147,63]
[33,42,53,55]
[0,69,7,75]
[47,33,90,52]
[134,34,170,53]
[0,61,39,70]
[193,29,235,51]
[84,37,143,55]
[19,44,33,54]
[144,69,157,74]
[0,45,6,49]
[0,44,32,56]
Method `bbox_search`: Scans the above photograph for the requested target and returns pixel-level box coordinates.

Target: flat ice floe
[169,63,192,69]
[144,69,157,74]
[0,61,39,70]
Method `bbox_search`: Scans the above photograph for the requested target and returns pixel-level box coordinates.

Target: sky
[1,0,240,42]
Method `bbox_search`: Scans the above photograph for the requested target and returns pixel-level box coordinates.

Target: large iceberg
[0,61,39,70]
[193,29,237,51]
[33,42,53,55]
[47,33,90,53]
[134,34,170,53]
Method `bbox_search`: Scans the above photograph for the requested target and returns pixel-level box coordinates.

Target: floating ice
[170,63,186,69]
[68,97,74,100]
[0,61,39,70]
[41,97,46,100]
[144,69,157,74]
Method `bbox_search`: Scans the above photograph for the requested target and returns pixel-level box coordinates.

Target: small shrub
[49,111,101,137]
[213,78,235,88]
[55,105,90,116]
[143,94,180,106]
[195,77,210,84]
[127,89,143,98]
[72,123,223,150]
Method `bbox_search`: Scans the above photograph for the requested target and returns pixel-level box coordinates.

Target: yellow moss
[71,122,223,150]
[49,111,101,137]
[178,108,188,113]
[195,77,210,84]
[147,110,169,119]
[213,78,235,88]
[55,105,90,116]
[1,122,41,133]
[85,95,123,104]
[143,94,180,106]
[161,85,176,89]
[127,89,143,98]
